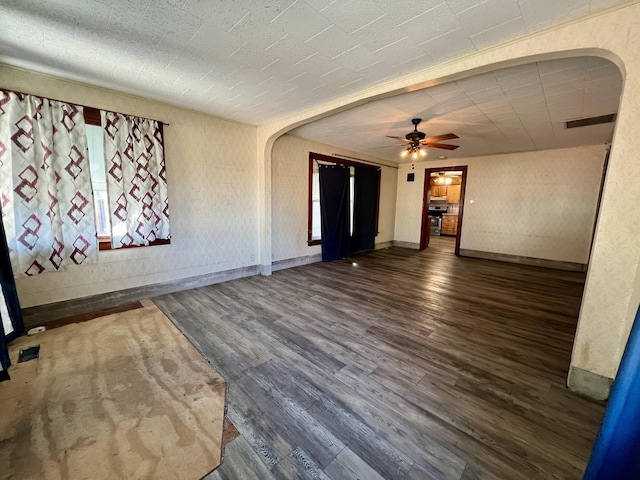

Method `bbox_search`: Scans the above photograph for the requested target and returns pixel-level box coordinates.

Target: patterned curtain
[0,91,97,276]
[101,111,170,248]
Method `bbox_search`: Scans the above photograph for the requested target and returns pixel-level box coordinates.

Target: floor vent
[565,114,616,129]
[18,345,40,363]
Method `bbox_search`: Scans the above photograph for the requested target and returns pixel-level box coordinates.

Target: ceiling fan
[387,118,459,159]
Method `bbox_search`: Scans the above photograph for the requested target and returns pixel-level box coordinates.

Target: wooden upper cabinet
[448,176,462,185]
[431,185,447,197]
[446,184,461,204]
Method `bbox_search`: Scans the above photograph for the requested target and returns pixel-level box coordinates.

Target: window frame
[83,106,171,251]
[307,152,381,246]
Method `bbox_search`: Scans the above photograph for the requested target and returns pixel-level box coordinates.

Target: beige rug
[0,300,226,480]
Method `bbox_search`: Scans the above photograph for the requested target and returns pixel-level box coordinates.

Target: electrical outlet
[250,254,255,261]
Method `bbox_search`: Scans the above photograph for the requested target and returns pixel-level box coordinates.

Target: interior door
[420,166,468,254]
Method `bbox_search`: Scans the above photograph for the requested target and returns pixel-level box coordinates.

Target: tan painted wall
[394,145,606,264]
[271,134,397,262]
[1,64,260,308]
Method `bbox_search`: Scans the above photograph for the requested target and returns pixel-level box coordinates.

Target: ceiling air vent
[565,114,616,129]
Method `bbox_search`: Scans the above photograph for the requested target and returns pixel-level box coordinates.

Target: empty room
[2,1,640,479]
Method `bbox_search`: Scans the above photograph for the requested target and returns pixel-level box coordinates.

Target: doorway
[419,165,468,255]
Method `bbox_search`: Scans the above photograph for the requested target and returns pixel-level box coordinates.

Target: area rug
[0,300,226,480]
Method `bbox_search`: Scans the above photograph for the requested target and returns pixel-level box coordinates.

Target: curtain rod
[1,87,170,126]
[331,153,398,169]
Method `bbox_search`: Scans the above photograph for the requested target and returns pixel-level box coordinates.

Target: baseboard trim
[568,366,612,401]
[374,241,394,250]
[272,254,322,272]
[393,241,420,250]
[21,264,261,327]
[459,249,587,272]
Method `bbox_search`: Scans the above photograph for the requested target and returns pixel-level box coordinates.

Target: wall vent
[565,114,616,129]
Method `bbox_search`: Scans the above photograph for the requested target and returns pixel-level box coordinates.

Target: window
[83,107,170,250]
[310,167,355,241]
[86,124,111,240]
[307,152,380,246]
[310,170,321,241]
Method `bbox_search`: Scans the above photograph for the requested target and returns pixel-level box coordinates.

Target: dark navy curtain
[351,167,379,254]
[583,304,640,479]
[319,164,351,262]
[0,214,24,382]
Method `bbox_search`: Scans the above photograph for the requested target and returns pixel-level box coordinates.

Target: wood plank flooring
[153,241,605,480]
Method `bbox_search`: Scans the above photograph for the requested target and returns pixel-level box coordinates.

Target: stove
[428,205,448,215]
[428,197,448,215]
[428,197,448,236]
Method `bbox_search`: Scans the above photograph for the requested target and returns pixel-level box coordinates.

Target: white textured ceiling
[291,56,622,161]
[0,0,631,125]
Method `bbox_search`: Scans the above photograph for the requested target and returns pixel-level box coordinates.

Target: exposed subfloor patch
[0,300,227,480]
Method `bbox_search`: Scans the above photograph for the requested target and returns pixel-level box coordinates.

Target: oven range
[428,197,448,236]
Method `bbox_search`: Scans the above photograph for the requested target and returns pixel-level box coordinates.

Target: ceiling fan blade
[370,145,402,149]
[425,142,459,150]
[422,133,459,143]
[387,135,411,142]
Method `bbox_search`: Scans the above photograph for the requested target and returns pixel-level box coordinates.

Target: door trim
[419,165,468,256]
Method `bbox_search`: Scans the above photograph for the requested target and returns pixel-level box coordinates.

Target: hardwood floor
[428,234,456,253]
[152,244,604,480]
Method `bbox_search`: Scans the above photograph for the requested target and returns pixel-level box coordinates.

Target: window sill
[99,238,171,251]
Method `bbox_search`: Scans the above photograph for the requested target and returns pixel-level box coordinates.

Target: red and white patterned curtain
[101,111,170,248]
[0,91,98,277]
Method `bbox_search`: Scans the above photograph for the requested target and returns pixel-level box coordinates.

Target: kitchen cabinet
[431,185,447,197]
[446,184,461,204]
[441,215,458,235]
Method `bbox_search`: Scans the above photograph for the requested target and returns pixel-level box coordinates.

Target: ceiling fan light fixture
[435,171,449,184]
[390,119,459,160]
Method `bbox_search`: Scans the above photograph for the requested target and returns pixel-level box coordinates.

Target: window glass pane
[349,169,354,235]
[86,125,106,185]
[85,125,111,238]
[311,172,321,240]
[94,190,111,238]
[312,201,321,240]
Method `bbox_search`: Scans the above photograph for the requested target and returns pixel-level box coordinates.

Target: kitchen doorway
[419,165,468,255]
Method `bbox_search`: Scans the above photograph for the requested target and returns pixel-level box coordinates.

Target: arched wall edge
[257,2,640,399]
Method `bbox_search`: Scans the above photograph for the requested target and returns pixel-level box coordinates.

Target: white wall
[1,64,260,308]
[395,145,606,264]
[271,134,397,263]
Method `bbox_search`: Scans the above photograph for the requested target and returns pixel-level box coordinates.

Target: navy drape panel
[351,167,379,254]
[319,164,351,262]
[0,214,25,382]
[583,304,640,480]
